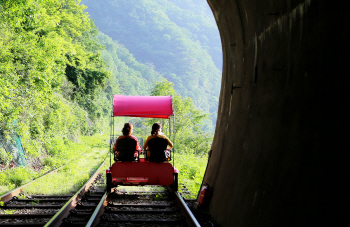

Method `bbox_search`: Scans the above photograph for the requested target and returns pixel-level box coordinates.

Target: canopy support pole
[109,114,112,167]
[173,113,175,167]
[109,97,114,167]
[168,117,171,142]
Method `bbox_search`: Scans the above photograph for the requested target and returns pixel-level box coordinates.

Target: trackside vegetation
[0,0,111,157]
[0,135,108,195]
[22,136,108,195]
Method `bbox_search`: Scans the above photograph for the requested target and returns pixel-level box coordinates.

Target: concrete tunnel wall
[202,0,349,226]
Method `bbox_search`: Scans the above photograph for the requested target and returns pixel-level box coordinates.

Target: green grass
[23,136,108,195]
[17,195,27,199]
[175,153,208,199]
[0,167,42,195]
[0,209,16,214]
[0,135,109,196]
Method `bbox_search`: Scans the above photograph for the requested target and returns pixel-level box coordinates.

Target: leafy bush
[5,167,39,187]
[45,138,66,156]
[0,172,7,185]
[0,148,13,165]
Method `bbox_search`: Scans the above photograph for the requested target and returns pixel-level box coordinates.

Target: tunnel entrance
[201,0,349,226]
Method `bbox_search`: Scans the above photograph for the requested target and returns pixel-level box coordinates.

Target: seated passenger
[143,123,173,162]
[113,123,141,162]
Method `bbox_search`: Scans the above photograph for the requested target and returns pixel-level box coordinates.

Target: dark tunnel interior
[200,0,349,226]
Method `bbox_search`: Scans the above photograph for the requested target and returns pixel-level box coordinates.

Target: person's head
[122,123,133,136]
[151,122,162,136]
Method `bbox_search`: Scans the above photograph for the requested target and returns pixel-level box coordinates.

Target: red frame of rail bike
[106,95,178,191]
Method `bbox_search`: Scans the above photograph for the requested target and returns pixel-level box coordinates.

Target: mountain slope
[82,0,221,123]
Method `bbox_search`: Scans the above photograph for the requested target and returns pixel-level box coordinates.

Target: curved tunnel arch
[202,0,349,226]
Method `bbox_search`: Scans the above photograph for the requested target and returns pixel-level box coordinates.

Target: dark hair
[122,123,133,136]
[151,123,162,136]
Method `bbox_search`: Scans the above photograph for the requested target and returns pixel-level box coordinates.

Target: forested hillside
[98,32,163,96]
[0,0,110,156]
[81,0,222,124]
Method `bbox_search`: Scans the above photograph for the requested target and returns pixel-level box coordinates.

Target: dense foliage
[0,0,109,157]
[81,0,221,125]
[149,79,213,153]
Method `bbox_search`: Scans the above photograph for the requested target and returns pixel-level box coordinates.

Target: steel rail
[175,192,201,227]
[0,166,65,203]
[44,159,106,227]
[85,192,108,227]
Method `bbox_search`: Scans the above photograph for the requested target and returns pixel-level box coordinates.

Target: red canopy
[113,95,173,119]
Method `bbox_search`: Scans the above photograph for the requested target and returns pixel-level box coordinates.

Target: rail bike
[106,95,179,193]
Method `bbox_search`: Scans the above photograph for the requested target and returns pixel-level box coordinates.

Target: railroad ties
[95,186,189,227]
[0,195,70,226]
[56,173,107,226]
[59,190,105,226]
[0,160,107,227]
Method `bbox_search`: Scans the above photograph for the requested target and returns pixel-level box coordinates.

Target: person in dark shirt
[143,123,173,159]
[113,123,141,155]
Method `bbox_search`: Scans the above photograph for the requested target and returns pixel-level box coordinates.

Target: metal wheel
[106,173,112,193]
[173,172,179,192]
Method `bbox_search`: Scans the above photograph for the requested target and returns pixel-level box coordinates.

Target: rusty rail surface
[44,159,106,227]
[175,192,201,227]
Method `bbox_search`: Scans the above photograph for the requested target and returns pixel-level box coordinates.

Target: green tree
[0,0,111,157]
[147,78,212,155]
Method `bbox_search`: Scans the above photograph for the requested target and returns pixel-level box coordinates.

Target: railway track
[1,163,200,227]
[86,186,200,227]
[0,194,70,227]
[56,175,106,227]
[0,161,106,227]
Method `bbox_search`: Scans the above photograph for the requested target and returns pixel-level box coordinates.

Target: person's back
[143,123,173,162]
[113,123,141,162]
[116,137,137,162]
[147,137,169,162]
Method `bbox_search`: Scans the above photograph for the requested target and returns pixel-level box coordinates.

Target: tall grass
[23,147,107,195]
[175,153,208,199]
[0,135,109,196]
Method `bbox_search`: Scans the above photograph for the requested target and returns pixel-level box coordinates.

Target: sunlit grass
[0,209,16,214]
[175,153,208,199]
[0,167,45,195]
[23,137,108,195]
[0,135,109,196]
[0,186,11,195]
